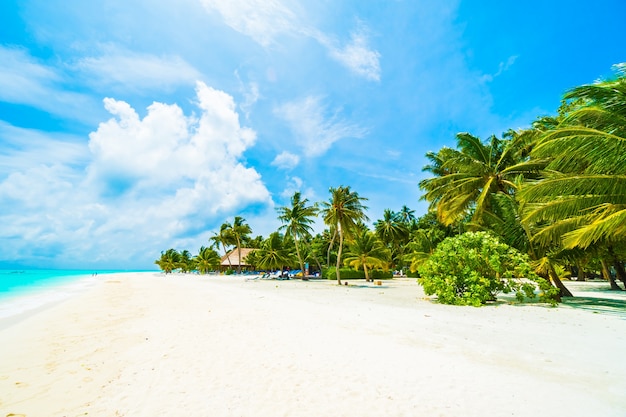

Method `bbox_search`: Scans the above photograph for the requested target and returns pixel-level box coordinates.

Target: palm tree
[374,209,408,246]
[521,67,626,250]
[419,132,526,227]
[398,205,416,224]
[227,216,252,273]
[518,68,626,290]
[155,249,180,274]
[253,232,294,274]
[277,191,318,276]
[210,223,234,270]
[194,246,221,274]
[177,250,193,273]
[344,230,390,281]
[374,209,409,269]
[321,186,369,284]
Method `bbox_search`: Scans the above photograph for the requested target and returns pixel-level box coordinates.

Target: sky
[1,0,624,269]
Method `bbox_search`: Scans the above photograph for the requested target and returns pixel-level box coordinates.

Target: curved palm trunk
[222,243,232,270]
[548,264,573,298]
[327,229,337,267]
[236,237,242,274]
[335,227,343,285]
[363,263,370,282]
[601,259,622,290]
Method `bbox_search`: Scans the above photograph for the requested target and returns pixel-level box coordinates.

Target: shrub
[323,267,392,280]
[417,232,558,306]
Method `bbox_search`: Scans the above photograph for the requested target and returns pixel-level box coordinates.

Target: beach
[1,272,625,416]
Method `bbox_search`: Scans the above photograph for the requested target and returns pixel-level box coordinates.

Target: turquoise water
[0,269,110,298]
[0,269,153,323]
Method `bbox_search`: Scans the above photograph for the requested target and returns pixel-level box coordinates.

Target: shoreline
[1,272,625,416]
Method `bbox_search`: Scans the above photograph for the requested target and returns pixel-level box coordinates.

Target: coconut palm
[254,232,294,274]
[374,209,409,246]
[194,246,221,274]
[398,205,416,224]
[419,132,526,227]
[344,230,390,281]
[321,186,369,284]
[155,248,180,274]
[210,223,234,270]
[227,216,252,273]
[177,250,193,273]
[277,192,318,276]
[521,66,626,250]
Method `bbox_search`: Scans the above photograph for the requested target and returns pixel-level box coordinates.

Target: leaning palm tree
[210,223,234,270]
[321,186,369,284]
[277,191,318,276]
[343,230,390,281]
[521,66,626,250]
[227,216,252,273]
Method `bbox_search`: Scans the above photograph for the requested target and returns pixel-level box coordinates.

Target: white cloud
[200,0,381,81]
[235,70,261,119]
[200,0,297,47]
[75,46,202,92]
[0,82,273,268]
[271,151,300,170]
[0,46,99,123]
[318,27,381,81]
[275,96,367,156]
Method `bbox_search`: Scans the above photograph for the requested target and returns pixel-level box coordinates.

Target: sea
[0,269,153,325]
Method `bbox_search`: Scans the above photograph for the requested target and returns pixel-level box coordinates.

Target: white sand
[1,273,625,416]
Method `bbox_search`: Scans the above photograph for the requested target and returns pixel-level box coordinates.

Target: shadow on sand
[561,296,626,317]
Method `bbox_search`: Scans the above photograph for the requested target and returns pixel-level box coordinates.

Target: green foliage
[224,269,235,275]
[418,232,559,306]
[155,248,181,273]
[194,246,221,274]
[323,267,392,280]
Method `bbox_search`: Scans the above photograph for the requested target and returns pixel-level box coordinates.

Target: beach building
[220,248,254,271]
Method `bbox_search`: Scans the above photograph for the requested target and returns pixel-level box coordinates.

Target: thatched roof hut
[220,248,254,269]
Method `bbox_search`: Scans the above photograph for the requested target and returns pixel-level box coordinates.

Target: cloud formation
[75,46,202,92]
[201,0,381,81]
[271,151,300,170]
[0,46,98,123]
[200,0,297,47]
[275,96,367,156]
[0,82,272,268]
[317,26,381,81]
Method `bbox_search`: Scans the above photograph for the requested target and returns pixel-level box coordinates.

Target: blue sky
[1,0,624,269]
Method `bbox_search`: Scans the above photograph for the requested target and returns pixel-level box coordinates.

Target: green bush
[417,232,558,306]
[323,267,392,280]
[224,269,235,275]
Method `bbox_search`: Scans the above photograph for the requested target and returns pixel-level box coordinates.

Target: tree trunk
[293,234,305,278]
[601,259,622,290]
[327,229,337,267]
[575,262,586,281]
[222,243,232,271]
[548,264,573,298]
[614,261,626,287]
[236,237,242,274]
[336,227,343,285]
[364,264,370,282]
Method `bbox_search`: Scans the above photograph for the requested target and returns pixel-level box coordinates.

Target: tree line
[157,64,626,303]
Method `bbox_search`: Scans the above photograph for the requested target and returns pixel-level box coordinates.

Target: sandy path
[0,273,624,416]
